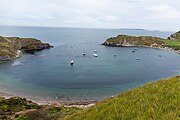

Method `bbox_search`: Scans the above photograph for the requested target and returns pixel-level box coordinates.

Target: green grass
[162,39,180,46]
[161,39,180,50]
[63,76,180,120]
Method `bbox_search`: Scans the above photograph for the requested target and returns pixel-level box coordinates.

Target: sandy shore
[120,45,180,54]
[0,91,97,108]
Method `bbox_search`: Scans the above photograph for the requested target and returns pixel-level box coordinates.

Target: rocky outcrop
[0,36,53,63]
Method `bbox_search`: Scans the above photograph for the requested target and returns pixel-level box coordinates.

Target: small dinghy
[134,48,138,50]
[83,53,86,56]
[132,50,135,53]
[93,53,98,57]
[70,60,74,66]
[136,58,139,60]
[114,54,117,57]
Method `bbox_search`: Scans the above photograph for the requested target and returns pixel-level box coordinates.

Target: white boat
[93,53,98,57]
[70,60,74,66]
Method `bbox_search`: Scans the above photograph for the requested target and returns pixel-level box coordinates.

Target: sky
[0,0,180,31]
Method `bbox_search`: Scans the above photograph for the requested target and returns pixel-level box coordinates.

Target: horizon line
[0,25,175,33]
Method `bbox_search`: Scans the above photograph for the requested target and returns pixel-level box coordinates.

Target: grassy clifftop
[0,36,52,63]
[103,35,165,46]
[63,76,180,120]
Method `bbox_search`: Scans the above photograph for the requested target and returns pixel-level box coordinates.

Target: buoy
[83,53,86,56]
[132,50,135,53]
[94,50,97,53]
[70,60,74,66]
[114,54,117,57]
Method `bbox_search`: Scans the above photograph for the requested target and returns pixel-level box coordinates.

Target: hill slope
[63,76,180,120]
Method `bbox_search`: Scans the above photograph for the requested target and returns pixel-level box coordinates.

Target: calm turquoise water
[0,26,179,101]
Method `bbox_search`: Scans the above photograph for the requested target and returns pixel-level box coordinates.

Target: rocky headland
[102,31,180,54]
[0,36,53,63]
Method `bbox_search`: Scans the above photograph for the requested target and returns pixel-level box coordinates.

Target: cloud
[148,4,180,18]
[0,0,179,31]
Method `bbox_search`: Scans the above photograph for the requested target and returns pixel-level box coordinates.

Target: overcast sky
[0,0,179,31]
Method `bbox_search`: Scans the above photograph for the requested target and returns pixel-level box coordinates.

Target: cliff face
[0,36,53,63]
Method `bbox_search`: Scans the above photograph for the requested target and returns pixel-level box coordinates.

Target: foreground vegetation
[0,76,179,120]
[63,76,180,120]
[0,97,81,120]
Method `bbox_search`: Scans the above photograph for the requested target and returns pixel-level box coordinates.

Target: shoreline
[104,44,180,55]
[0,91,97,108]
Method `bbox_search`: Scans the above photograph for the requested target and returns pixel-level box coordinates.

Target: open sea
[0,26,179,101]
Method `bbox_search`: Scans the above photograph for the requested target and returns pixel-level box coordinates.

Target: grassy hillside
[63,76,180,120]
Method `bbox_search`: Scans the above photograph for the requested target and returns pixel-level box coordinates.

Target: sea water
[0,26,179,101]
